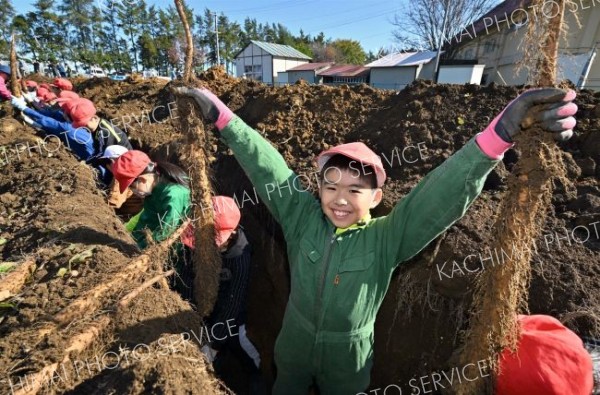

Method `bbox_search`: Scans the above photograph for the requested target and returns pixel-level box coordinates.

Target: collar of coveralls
[334,213,372,236]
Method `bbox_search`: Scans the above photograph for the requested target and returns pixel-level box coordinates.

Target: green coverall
[220,117,499,394]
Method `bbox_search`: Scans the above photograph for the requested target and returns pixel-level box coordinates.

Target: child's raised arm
[176,87,321,240]
[375,88,578,269]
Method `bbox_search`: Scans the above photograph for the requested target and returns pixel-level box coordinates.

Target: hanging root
[173,93,221,318]
[455,130,568,394]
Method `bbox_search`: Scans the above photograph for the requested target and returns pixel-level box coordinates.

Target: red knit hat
[496,314,593,395]
[65,98,96,128]
[316,142,387,187]
[51,77,73,91]
[181,196,241,249]
[112,150,152,193]
[25,80,38,88]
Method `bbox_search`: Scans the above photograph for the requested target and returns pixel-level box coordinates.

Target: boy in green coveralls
[176,86,578,394]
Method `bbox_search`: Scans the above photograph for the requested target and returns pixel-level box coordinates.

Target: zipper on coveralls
[312,233,337,367]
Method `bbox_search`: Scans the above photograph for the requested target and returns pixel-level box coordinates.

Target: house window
[244,65,262,81]
[332,76,365,84]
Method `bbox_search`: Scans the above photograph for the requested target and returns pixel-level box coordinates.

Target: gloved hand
[10,95,27,111]
[175,87,233,130]
[23,91,36,103]
[494,88,577,142]
[20,113,42,131]
[21,112,35,125]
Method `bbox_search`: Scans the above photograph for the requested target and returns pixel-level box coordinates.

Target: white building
[366,51,438,90]
[234,40,312,85]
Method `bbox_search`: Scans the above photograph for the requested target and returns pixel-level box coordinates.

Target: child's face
[318,167,382,228]
[130,173,156,197]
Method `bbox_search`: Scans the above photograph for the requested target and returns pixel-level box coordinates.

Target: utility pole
[434,0,450,81]
[212,12,220,66]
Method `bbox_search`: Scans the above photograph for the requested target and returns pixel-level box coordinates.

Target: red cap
[39,83,52,90]
[56,90,80,107]
[213,196,241,247]
[51,78,73,91]
[316,142,386,187]
[25,80,38,88]
[112,150,152,193]
[496,315,593,395]
[40,91,57,103]
[181,196,241,249]
[65,98,96,128]
[36,87,49,98]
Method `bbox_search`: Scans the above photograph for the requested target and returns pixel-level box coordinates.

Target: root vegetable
[456,2,567,394]
[0,259,35,302]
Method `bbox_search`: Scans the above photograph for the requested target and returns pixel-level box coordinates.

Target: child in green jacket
[176,86,578,394]
[111,150,191,249]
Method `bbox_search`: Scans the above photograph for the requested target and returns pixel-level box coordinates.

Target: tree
[331,39,366,64]
[0,0,15,57]
[310,41,338,62]
[391,0,500,51]
[115,0,149,71]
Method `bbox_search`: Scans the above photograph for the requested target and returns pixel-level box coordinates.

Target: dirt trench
[1,70,599,394]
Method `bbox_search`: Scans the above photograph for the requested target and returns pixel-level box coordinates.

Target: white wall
[235,43,272,83]
[272,58,308,83]
[438,65,485,84]
[418,62,436,80]
[370,67,417,90]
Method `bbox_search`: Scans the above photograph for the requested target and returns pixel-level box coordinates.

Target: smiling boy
[177,86,578,394]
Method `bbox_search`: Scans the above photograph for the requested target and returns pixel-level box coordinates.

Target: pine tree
[115,0,148,71]
[0,0,15,57]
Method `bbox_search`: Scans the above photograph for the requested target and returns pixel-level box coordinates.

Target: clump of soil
[1,69,599,394]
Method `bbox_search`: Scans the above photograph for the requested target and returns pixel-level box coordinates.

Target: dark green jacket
[132,181,190,249]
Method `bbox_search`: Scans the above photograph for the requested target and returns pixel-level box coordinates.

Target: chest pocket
[300,238,322,264]
[338,252,375,273]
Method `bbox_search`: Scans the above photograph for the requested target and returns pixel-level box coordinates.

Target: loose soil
[1,68,598,394]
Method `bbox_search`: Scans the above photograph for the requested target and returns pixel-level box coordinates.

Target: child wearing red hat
[111,150,190,248]
[177,86,578,394]
[63,98,132,174]
[30,90,68,122]
[50,77,73,93]
[180,196,265,392]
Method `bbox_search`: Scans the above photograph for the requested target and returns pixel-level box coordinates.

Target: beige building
[448,0,600,90]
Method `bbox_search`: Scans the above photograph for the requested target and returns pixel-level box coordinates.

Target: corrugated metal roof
[318,65,369,77]
[287,62,334,71]
[366,51,438,67]
[250,40,312,60]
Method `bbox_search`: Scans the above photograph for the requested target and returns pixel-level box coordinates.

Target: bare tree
[391,0,501,51]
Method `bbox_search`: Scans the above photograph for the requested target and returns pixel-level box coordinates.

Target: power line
[224,0,318,15]
[306,7,399,34]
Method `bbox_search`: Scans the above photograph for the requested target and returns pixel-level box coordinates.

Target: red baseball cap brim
[112,150,152,193]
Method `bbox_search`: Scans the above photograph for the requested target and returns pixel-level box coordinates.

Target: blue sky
[17,0,408,52]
